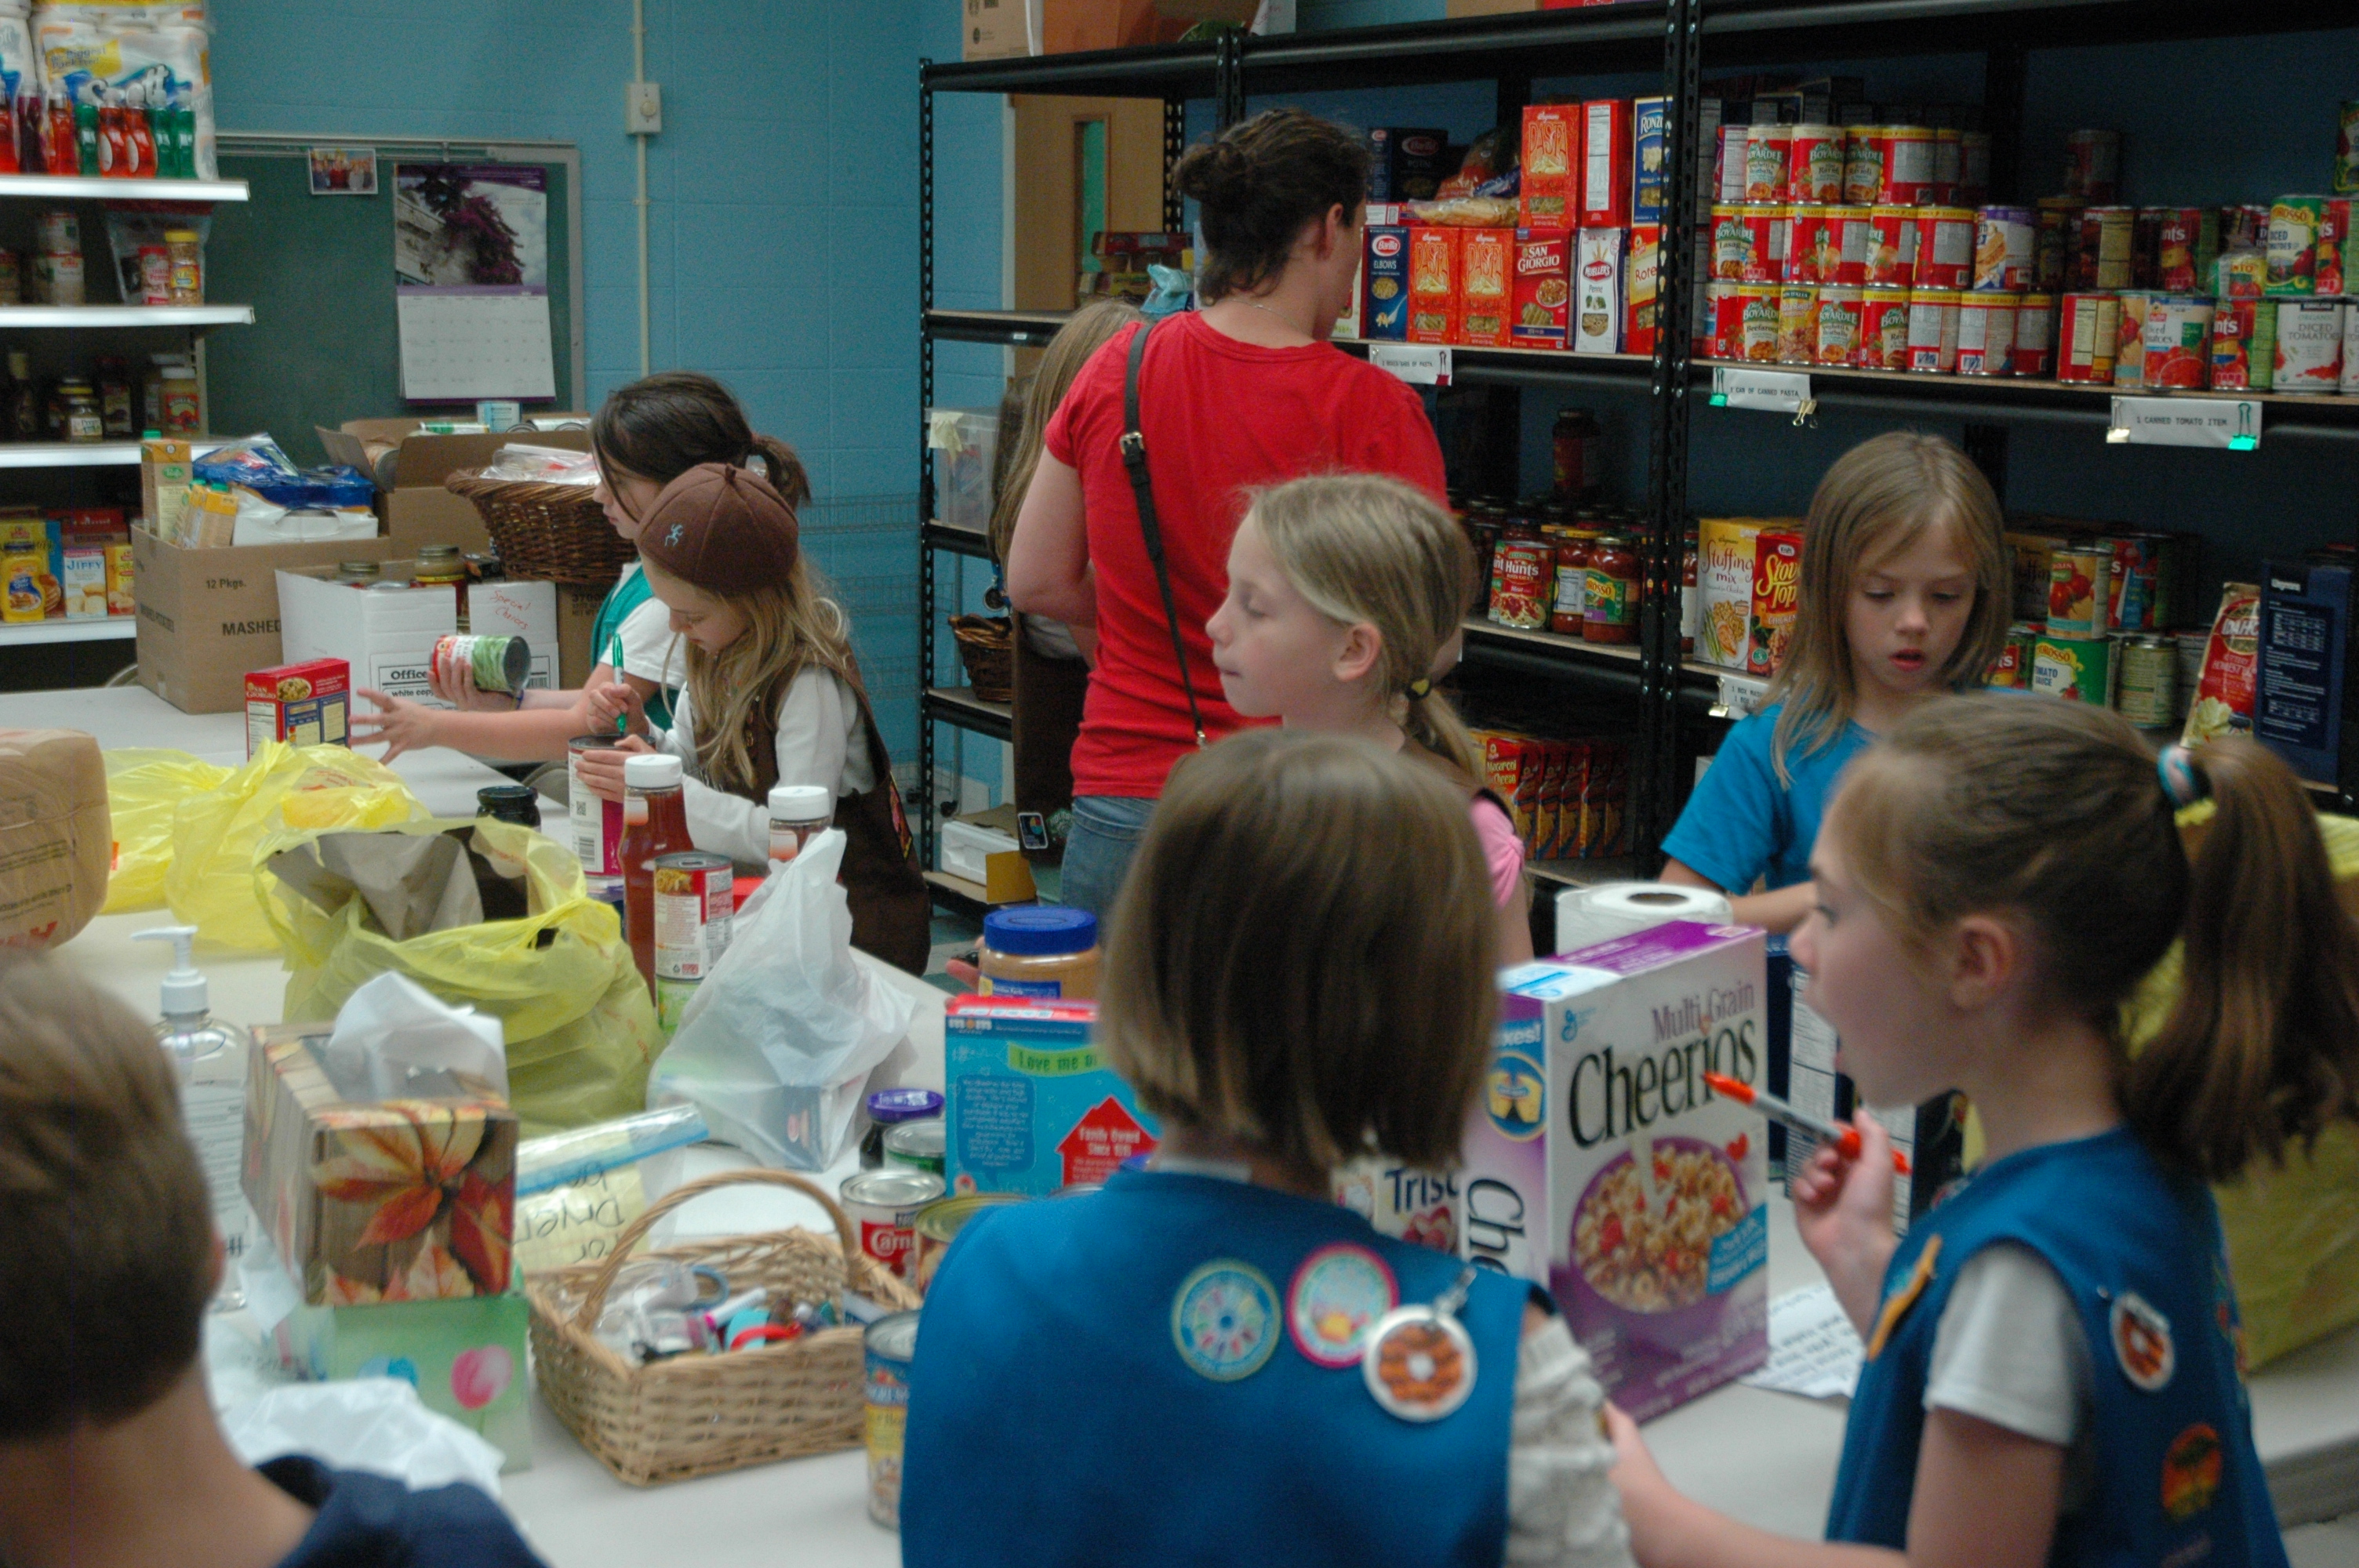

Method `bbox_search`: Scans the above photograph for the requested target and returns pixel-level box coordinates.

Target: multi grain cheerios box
[1461,920,1769,1419]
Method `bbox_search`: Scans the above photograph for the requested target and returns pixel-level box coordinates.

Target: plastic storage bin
[926,408,1001,538]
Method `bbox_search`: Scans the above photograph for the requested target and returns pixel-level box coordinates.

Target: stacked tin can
[1988,527,2197,731]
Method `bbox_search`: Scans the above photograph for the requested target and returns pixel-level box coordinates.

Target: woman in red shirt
[1008,108,1448,919]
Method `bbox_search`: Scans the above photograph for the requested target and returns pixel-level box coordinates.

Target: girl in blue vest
[902,728,1634,1568]
[1610,695,2359,1568]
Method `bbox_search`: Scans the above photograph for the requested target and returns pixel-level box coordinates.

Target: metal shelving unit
[0,303,253,328]
[0,616,133,646]
[0,173,247,202]
[0,440,143,468]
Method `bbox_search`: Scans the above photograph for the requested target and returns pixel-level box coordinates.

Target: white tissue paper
[1554,882,1736,954]
[322,971,508,1102]
[220,1380,507,1501]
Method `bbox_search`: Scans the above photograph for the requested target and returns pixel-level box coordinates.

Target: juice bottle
[619,753,694,990]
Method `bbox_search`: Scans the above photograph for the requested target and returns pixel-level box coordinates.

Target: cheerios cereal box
[1462,920,1768,1419]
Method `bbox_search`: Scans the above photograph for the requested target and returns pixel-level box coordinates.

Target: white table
[19,685,2358,1564]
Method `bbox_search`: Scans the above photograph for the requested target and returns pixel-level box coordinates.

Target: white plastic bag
[651,829,914,1169]
[323,970,510,1102]
[220,1380,507,1501]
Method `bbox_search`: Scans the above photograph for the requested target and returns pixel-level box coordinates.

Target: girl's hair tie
[1405,677,1433,700]
[2157,744,2210,809]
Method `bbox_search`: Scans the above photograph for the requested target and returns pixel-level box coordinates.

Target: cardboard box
[1781,966,1968,1236]
[1625,223,1662,355]
[1581,100,1634,229]
[1407,225,1462,345]
[275,1291,532,1472]
[1369,127,1451,204]
[1332,1158,1463,1253]
[1363,223,1412,341]
[1697,517,1805,671]
[1040,0,1188,53]
[943,997,1161,1196]
[961,0,1040,58]
[1511,228,1573,350]
[1463,923,1770,1420]
[1519,105,1579,229]
[142,437,193,543]
[1633,97,1669,223]
[60,546,107,619]
[241,1023,518,1308]
[557,583,603,688]
[1748,529,1803,677]
[278,564,559,706]
[104,542,133,616]
[1458,227,1514,348]
[245,658,351,756]
[1575,227,1625,354]
[2257,559,2355,788]
[133,532,399,714]
[317,419,591,552]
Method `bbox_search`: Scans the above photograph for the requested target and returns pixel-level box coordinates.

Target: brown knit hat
[635,462,800,591]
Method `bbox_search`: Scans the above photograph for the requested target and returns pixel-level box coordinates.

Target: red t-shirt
[1045,312,1448,799]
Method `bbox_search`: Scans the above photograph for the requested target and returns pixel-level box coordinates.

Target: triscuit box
[276,564,557,706]
[1462,920,1769,1421]
[944,996,1160,1197]
[274,1290,532,1472]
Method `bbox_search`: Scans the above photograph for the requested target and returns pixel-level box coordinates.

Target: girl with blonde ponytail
[1204,472,1532,963]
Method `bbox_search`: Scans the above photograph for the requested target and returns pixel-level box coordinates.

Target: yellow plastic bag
[100,748,231,913]
[165,742,425,951]
[258,817,658,1134]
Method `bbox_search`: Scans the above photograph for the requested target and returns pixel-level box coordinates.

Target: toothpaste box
[1363,223,1412,341]
[944,996,1161,1197]
[1463,920,1770,1420]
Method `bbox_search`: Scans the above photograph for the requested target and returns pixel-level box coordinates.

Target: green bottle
[74,98,99,176]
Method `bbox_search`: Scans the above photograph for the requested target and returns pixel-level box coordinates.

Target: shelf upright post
[918,61,941,873]
[1637,0,1703,868]
[1165,96,1188,233]
[1216,28,1246,132]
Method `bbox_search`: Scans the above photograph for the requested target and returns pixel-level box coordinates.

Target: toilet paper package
[1554,881,1732,955]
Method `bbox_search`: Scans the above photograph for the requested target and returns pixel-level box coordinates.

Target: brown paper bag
[0,729,110,949]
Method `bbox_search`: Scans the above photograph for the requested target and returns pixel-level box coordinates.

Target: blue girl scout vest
[901,1167,1529,1568]
[1828,1127,2286,1568]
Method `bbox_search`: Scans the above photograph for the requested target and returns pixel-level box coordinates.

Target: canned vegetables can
[566,735,625,884]
[652,850,735,982]
[885,1116,947,1178]
[2117,634,2178,728]
[843,1167,947,1282]
[2273,299,2347,394]
[433,633,530,695]
[865,1312,921,1530]
[2046,547,2112,637]
[911,1192,1027,1294]
[2033,633,2117,706]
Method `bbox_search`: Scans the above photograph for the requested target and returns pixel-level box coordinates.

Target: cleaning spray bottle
[136,925,253,1308]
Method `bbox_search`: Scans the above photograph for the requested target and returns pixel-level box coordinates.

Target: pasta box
[1519,104,1579,229]
[1461,920,1770,1420]
[1459,227,1514,348]
[1632,96,1670,223]
[244,657,351,757]
[1363,223,1412,340]
[1575,227,1626,353]
[1407,224,1462,345]
[1369,126,1452,203]
[943,996,1161,1196]
[1580,99,1634,229]
[1510,228,1573,350]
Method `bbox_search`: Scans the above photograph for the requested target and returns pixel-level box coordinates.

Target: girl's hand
[427,656,509,712]
[581,673,647,739]
[350,690,445,762]
[569,737,653,804]
[1605,1402,1689,1564]
[1792,1109,1900,1334]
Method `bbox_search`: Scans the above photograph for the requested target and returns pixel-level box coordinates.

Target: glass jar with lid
[58,379,102,443]
[767,783,834,863]
[1583,534,1641,644]
[979,906,1101,1000]
[334,561,382,586]
[860,1087,944,1170]
[414,543,467,626]
[1550,532,1596,637]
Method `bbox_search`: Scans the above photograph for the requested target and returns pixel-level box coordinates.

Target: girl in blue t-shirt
[1611,696,2357,1568]
[1659,431,2009,932]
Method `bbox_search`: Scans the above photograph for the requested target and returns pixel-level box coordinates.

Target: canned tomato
[843,1167,947,1283]
[2110,291,2155,387]
[2034,633,2117,706]
[864,1312,921,1530]
[566,735,626,885]
[1715,123,1752,203]
[1880,125,1936,205]
[1930,128,1963,205]
[1956,292,2017,376]
[1710,203,1768,280]
[911,1192,1027,1294]
[2210,297,2277,391]
[1816,285,1864,365]
[2216,249,2269,299]
[1957,131,1993,206]
[1866,205,1918,285]
[1703,281,1747,358]
[652,849,735,1030]
[2064,129,2121,202]
[2055,292,2118,383]
[2265,195,2325,296]
[2046,546,2111,637]
[2273,299,2346,394]
[1790,124,1845,203]
[1776,285,1820,365]
[1488,535,1554,630]
[2104,535,2165,633]
[1972,206,2035,291]
[2223,202,2271,253]
[2079,206,2135,290]
[1910,207,1976,289]
[2156,207,2219,294]
[1859,286,1913,370]
[1844,127,1885,205]
[2321,196,2351,297]
[432,633,529,695]
[1905,288,1961,373]
[2034,196,2085,291]
[2141,296,2215,390]
[1985,622,2039,688]
[884,1116,947,1178]
[1784,205,1829,284]
[2117,635,2178,728]
[1744,124,1792,202]
[1739,282,1783,362]
[2012,293,2057,376]
[1827,205,1871,285]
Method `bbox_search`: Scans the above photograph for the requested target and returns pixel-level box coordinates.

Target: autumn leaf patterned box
[242,1024,517,1308]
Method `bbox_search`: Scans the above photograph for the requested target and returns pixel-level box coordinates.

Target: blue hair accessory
[2157,744,2208,809]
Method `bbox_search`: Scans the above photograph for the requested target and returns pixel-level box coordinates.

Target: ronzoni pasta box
[1462,920,1769,1419]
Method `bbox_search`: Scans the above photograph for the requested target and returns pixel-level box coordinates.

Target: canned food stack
[1987,521,2211,733]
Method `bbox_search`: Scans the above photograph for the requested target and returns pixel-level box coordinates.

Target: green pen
[608,631,627,735]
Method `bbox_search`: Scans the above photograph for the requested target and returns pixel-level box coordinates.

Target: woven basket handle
[568,1167,860,1331]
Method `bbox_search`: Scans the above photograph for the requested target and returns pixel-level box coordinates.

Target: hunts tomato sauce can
[1910,206,1976,289]
[2012,293,2057,376]
[1905,287,1961,373]
[1828,205,1871,285]
[1859,286,1913,370]
[2156,207,2219,294]
[1866,204,1918,285]
[1985,622,2039,688]
[2209,297,2276,391]
[1955,292,2018,376]
[2055,292,2118,383]
[1488,535,1554,629]
[2140,296,2215,390]
[1972,206,2035,291]
[1816,285,1864,365]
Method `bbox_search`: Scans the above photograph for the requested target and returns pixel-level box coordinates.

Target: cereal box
[104,542,135,616]
[244,658,351,757]
[60,546,107,619]
[1459,227,1514,348]
[1333,1159,1463,1254]
[1463,922,1770,1420]
[1576,227,1626,354]
[943,997,1161,1197]
[1580,99,1634,229]
[1510,227,1573,350]
[1696,517,1768,670]
[1748,530,1803,677]
[1520,105,1579,229]
[1364,223,1412,341]
[1407,224,1461,345]
[1625,224,1663,356]
[1632,96,1669,223]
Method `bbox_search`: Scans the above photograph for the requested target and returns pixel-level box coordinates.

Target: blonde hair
[657,557,862,797]
[1100,729,1498,1172]
[1243,473,1485,781]
[988,298,1145,568]
[1767,431,2010,782]
[1830,695,2359,1183]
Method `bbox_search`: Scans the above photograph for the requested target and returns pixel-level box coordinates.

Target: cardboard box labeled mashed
[944,996,1160,1197]
[1463,920,1770,1420]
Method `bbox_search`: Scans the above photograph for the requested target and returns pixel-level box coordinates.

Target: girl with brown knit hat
[572,462,931,975]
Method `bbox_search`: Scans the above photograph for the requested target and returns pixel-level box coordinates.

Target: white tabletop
[19,685,2357,1562]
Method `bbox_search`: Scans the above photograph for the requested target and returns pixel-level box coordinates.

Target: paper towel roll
[1553,881,1736,956]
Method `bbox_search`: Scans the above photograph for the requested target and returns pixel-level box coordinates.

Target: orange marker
[1703,1070,1911,1176]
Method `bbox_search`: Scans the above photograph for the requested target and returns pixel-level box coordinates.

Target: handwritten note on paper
[1740,1283,1864,1402]
[514,1163,649,1275]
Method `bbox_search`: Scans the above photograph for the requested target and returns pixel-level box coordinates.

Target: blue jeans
[1060,795,1157,922]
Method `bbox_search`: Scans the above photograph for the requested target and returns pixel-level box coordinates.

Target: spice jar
[767,782,834,862]
[1583,533,1640,644]
[860,1087,944,1171]
[1550,531,1594,637]
[58,378,101,443]
[163,228,203,305]
[978,905,1101,1000]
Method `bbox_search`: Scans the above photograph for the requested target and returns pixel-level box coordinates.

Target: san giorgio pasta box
[1463,920,1769,1420]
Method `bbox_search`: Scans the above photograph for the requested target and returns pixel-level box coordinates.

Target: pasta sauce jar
[1583,534,1639,644]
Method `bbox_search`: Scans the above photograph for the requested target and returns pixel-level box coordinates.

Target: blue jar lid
[867,1087,943,1125]
[983,905,1099,957]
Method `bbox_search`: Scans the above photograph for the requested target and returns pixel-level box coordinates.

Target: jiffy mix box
[1463,920,1769,1420]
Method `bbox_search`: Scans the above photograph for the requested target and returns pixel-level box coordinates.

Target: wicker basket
[443,470,638,588]
[950,615,1015,705]
[526,1168,921,1487]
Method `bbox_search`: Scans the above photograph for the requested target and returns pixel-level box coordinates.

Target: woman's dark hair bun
[1175,108,1370,303]
[1174,139,1252,207]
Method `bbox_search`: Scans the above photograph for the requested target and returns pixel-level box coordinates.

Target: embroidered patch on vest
[1171,1260,1279,1382]
[2112,1291,2176,1392]
[2160,1422,2223,1523]
[1287,1243,1398,1369]
[1864,1233,1942,1361]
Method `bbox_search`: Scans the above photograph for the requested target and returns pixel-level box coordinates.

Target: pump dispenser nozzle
[134,925,209,1020]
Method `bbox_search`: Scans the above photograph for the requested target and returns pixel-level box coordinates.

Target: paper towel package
[1463,920,1770,1419]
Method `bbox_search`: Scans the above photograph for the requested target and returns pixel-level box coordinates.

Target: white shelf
[0,173,247,202]
[0,617,134,647]
[0,441,142,469]
[0,304,253,328]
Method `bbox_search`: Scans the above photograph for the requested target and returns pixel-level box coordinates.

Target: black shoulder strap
[1120,319,1207,750]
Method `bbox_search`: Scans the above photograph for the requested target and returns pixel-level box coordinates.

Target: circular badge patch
[1363,1304,1477,1422]
[1287,1244,1398,1369]
[2111,1291,2175,1392]
[1172,1260,1279,1382]
[2160,1422,2223,1523]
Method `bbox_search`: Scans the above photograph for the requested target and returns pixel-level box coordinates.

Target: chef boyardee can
[2117,634,2178,728]
[864,1312,921,1530]
[2033,632,2117,706]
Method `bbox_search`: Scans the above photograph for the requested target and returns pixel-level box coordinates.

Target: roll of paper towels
[1554,881,1735,955]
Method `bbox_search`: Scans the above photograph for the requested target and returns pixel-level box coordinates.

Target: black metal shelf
[925,517,994,560]
[1696,0,2346,61]
[923,38,1219,100]
[925,308,1076,347]
[923,685,1013,743]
